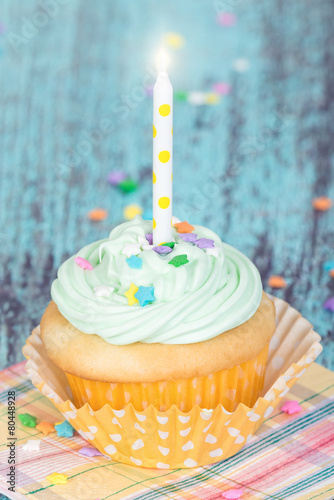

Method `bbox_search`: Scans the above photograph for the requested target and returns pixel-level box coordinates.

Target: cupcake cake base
[66,344,269,413]
[23,296,322,469]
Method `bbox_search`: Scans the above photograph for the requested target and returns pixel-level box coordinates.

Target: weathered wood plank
[0,0,333,372]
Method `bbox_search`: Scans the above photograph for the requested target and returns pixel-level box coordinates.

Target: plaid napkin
[0,361,333,500]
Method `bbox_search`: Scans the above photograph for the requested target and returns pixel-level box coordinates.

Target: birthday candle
[153,51,173,245]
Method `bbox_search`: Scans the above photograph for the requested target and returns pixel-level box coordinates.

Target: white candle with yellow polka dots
[153,51,173,245]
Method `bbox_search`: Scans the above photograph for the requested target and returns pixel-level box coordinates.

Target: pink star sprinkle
[74,256,93,270]
[281,400,302,415]
[222,489,244,499]
[212,82,232,95]
[217,12,237,26]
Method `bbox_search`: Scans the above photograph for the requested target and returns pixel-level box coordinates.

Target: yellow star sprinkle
[123,204,143,221]
[205,93,221,105]
[46,472,68,485]
[125,283,139,305]
[163,32,185,49]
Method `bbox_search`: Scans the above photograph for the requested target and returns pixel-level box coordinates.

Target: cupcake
[40,215,276,413]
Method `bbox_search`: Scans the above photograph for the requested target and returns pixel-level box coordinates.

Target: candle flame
[157,49,169,72]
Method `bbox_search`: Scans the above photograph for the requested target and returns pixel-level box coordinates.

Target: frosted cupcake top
[51,216,262,344]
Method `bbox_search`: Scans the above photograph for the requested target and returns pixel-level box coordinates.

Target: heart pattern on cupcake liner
[23,296,322,469]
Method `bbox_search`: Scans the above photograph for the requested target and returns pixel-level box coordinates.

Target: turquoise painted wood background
[0,0,333,373]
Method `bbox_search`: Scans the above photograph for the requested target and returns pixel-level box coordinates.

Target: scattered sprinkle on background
[0,0,333,373]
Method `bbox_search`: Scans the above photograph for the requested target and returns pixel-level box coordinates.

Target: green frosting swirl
[51,217,263,344]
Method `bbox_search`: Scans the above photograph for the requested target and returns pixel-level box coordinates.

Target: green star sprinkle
[118,179,138,193]
[175,91,188,102]
[168,254,189,267]
[19,413,37,427]
[163,242,176,248]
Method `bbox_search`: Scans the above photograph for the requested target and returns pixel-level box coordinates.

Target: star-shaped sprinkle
[205,93,221,105]
[175,91,188,102]
[19,413,37,427]
[324,297,334,312]
[323,260,334,272]
[217,12,237,26]
[118,178,137,193]
[22,439,41,451]
[126,255,143,269]
[107,170,127,186]
[142,210,153,220]
[281,400,302,415]
[194,238,215,249]
[78,446,103,457]
[168,255,189,267]
[55,420,75,437]
[233,58,250,73]
[123,204,143,221]
[163,242,176,248]
[125,283,139,305]
[163,32,185,49]
[138,236,154,251]
[206,247,220,257]
[267,275,287,288]
[46,472,68,485]
[138,236,147,246]
[145,85,154,97]
[174,221,195,233]
[36,421,55,435]
[171,215,181,225]
[74,256,93,270]
[94,285,114,297]
[312,196,332,211]
[87,208,108,221]
[187,91,207,106]
[145,233,153,245]
[134,286,156,307]
[178,233,197,242]
[122,243,141,258]
[212,82,231,95]
[153,246,172,255]
[222,489,244,499]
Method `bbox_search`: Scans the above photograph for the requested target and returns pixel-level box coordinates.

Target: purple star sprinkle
[194,238,215,249]
[107,170,127,186]
[78,446,103,457]
[145,233,153,245]
[145,85,154,97]
[324,297,334,312]
[153,246,173,255]
[179,233,198,242]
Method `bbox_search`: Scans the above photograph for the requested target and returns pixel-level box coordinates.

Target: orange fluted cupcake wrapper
[65,344,269,413]
[23,296,322,469]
